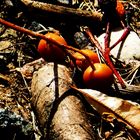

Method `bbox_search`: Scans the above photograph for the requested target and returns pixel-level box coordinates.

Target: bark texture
[20,0,102,23]
[31,63,97,139]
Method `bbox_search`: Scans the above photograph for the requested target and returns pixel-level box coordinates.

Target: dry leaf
[16,58,47,79]
[71,87,140,136]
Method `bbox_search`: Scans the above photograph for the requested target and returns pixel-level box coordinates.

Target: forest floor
[0,0,140,139]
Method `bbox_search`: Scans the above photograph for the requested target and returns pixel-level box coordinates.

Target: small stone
[97,28,140,63]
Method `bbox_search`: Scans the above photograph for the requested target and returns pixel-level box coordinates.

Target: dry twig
[20,0,103,22]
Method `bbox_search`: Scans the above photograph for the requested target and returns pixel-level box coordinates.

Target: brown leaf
[16,58,47,79]
[71,87,140,136]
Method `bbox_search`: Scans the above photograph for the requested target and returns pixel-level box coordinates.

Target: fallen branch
[20,0,102,22]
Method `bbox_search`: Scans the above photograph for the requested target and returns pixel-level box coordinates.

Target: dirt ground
[0,0,140,139]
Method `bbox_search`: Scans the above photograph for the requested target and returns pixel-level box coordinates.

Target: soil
[0,0,140,139]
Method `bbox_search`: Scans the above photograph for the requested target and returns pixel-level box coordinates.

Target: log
[31,63,98,139]
[20,0,103,23]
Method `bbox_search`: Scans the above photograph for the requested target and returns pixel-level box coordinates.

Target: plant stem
[110,27,130,50]
[104,50,126,88]
[84,25,127,88]
[0,18,95,70]
[104,23,126,88]
[84,27,103,53]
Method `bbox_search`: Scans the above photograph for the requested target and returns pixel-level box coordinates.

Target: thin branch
[0,18,95,70]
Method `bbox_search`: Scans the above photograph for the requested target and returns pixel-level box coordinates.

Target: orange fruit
[83,63,114,89]
[37,32,67,63]
[116,1,125,18]
[72,49,100,71]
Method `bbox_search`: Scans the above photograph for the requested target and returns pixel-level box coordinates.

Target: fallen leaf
[71,86,140,136]
[16,58,47,79]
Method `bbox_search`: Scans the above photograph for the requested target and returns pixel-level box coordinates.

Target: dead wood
[20,0,102,24]
[31,63,98,139]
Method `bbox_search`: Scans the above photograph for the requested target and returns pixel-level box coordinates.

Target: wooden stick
[20,0,102,22]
